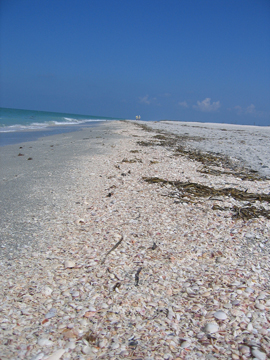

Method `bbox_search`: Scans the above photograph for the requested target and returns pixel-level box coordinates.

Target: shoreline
[1,120,269,359]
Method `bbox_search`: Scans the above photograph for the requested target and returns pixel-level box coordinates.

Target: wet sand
[0,122,124,259]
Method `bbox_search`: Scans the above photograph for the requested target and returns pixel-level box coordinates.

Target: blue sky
[1,0,269,125]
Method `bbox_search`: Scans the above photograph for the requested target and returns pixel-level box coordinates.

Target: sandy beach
[0,120,270,360]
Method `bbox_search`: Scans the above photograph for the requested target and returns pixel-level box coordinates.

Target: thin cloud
[246,104,256,114]
[233,105,243,115]
[139,95,151,105]
[193,98,221,112]
[232,104,267,118]
[179,101,188,108]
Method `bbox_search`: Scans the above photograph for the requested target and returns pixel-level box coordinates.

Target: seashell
[230,308,244,317]
[99,338,108,348]
[214,310,227,320]
[216,256,226,263]
[180,340,191,348]
[82,345,92,355]
[204,323,219,333]
[255,302,265,310]
[239,345,250,355]
[30,353,45,360]
[44,349,65,360]
[38,338,53,346]
[257,292,267,300]
[42,286,53,297]
[45,308,57,319]
[251,348,266,360]
[64,260,75,268]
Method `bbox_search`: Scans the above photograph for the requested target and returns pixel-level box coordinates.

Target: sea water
[0,108,122,146]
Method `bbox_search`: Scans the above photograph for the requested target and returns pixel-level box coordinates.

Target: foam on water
[0,108,118,133]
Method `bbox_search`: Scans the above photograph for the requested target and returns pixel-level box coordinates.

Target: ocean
[0,108,122,146]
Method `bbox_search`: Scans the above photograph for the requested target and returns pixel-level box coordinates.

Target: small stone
[204,323,219,334]
[224,302,232,309]
[42,286,53,297]
[65,260,75,268]
[247,323,253,331]
[38,338,53,346]
[245,287,254,293]
[214,310,227,320]
[216,256,226,263]
[45,349,65,360]
[251,348,266,360]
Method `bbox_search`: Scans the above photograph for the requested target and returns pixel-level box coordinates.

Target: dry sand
[0,121,269,360]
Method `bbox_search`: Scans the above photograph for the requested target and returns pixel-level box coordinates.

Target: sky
[0,0,270,125]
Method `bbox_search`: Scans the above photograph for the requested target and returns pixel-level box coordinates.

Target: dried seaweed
[198,166,262,181]
[135,267,142,286]
[101,236,123,264]
[231,205,270,220]
[143,177,270,202]
[122,158,142,163]
[133,121,267,181]
[143,177,270,219]
[212,204,270,219]
[137,140,157,147]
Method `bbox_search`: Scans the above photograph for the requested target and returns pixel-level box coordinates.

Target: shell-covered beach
[0,121,269,360]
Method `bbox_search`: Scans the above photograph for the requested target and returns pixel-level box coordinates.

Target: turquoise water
[0,108,122,146]
[0,108,120,132]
